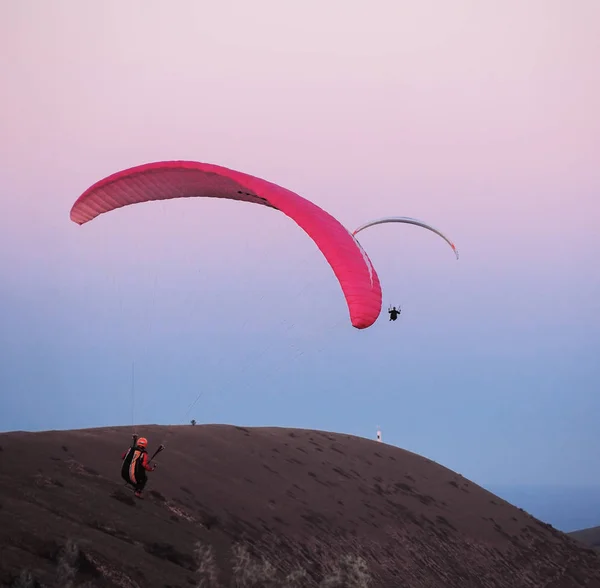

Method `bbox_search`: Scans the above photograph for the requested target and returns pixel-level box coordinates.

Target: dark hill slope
[1,424,599,587]
[569,527,600,551]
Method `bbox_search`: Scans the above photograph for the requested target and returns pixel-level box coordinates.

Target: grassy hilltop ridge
[1,424,599,587]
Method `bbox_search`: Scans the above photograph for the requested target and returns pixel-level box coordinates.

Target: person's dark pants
[134,473,147,492]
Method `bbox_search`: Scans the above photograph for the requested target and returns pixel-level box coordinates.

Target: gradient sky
[1,0,599,505]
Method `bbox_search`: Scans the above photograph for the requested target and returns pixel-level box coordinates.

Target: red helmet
[137,437,148,448]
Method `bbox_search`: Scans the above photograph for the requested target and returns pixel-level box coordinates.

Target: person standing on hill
[121,435,156,498]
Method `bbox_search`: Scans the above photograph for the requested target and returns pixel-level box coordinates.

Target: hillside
[1,424,600,587]
[569,527,600,551]
[487,485,600,533]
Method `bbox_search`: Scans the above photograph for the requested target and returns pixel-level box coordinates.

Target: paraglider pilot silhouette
[388,305,401,321]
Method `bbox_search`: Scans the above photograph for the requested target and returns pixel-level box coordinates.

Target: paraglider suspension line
[130,361,135,431]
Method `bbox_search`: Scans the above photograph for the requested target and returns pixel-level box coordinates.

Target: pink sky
[2,0,598,326]
[2,1,599,233]
[1,1,598,278]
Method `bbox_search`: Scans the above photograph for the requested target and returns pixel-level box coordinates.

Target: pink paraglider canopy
[70,160,382,329]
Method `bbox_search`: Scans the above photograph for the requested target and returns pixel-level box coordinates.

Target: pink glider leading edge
[70,160,382,329]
